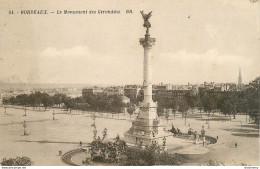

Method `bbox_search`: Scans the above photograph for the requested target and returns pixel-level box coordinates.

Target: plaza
[0,106,258,166]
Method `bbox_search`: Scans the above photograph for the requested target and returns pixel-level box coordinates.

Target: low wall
[172,133,217,163]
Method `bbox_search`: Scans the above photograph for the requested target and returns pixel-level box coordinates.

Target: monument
[124,11,167,145]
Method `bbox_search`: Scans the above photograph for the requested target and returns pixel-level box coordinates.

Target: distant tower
[238,67,242,86]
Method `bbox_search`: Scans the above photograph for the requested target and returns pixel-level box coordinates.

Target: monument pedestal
[124,102,168,145]
[124,123,167,145]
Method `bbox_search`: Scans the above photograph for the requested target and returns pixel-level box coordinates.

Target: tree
[28,93,37,108]
[164,99,173,122]
[122,144,183,166]
[127,103,136,119]
[197,98,204,117]
[63,97,75,113]
[171,98,178,119]
[34,92,43,107]
[137,91,144,103]
[235,91,248,119]
[53,93,65,107]
[177,99,189,125]
[165,109,170,124]
[28,92,43,108]
[211,94,222,115]
[219,92,239,120]
[129,95,139,105]
[110,95,124,113]
[246,88,260,124]
[202,95,215,120]
[220,96,233,120]
[16,94,29,105]
[89,94,102,112]
[9,96,16,105]
[205,160,225,166]
[42,93,54,111]
[2,97,10,105]
[230,92,239,119]
[1,156,32,166]
[156,105,164,117]
[102,128,108,140]
[185,93,199,114]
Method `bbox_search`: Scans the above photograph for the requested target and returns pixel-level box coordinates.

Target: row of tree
[154,88,259,123]
[2,88,259,123]
[2,92,126,114]
[2,92,60,110]
[84,94,125,113]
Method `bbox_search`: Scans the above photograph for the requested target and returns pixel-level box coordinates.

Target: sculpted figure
[140,11,152,31]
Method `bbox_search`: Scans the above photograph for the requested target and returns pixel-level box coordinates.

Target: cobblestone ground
[0,106,259,166]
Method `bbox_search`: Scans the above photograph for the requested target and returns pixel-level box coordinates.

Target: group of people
[169,125,182,135]
[187,126,208,146]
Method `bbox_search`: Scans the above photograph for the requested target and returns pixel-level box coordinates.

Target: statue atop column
[140,11,155,48]
[140,11,152,33]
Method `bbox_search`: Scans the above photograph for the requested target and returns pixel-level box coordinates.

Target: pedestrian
[80,141,82,146]
[201,127,205,137]
[235,142,237,148]
[188,128,192,136]
[177,128,181,135]
[216,136,218,140]
[152,131,155,137]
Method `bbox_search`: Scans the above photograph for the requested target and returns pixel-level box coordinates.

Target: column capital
[140,33,156,48]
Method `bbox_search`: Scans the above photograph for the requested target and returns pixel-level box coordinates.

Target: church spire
[238,67,242,86]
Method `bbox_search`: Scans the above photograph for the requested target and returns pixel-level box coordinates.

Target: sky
[0,0,259,85]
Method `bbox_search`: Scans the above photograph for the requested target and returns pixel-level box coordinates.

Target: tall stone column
[124,11,167,145]
[142,33,154,104]
[124,31,160,145]
[138,33,157,120]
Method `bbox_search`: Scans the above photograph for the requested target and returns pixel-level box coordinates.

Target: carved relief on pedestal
[140,107,149,112]
[140,131,146,135]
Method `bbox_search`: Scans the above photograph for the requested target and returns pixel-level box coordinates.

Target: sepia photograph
[0,0,259,167]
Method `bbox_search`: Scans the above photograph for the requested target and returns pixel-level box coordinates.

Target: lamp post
[92,116,96,127]
[246,110,248,122]
[162,137,166,146]
[93,127,97,140]
[24,106,27,116]
[53,109,55,120]
[23,120,27,135]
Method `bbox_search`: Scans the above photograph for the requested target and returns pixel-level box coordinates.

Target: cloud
[36,45,142,84]
[159,49,251,65]
[41,46,91,58]
[154,49,259,84]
